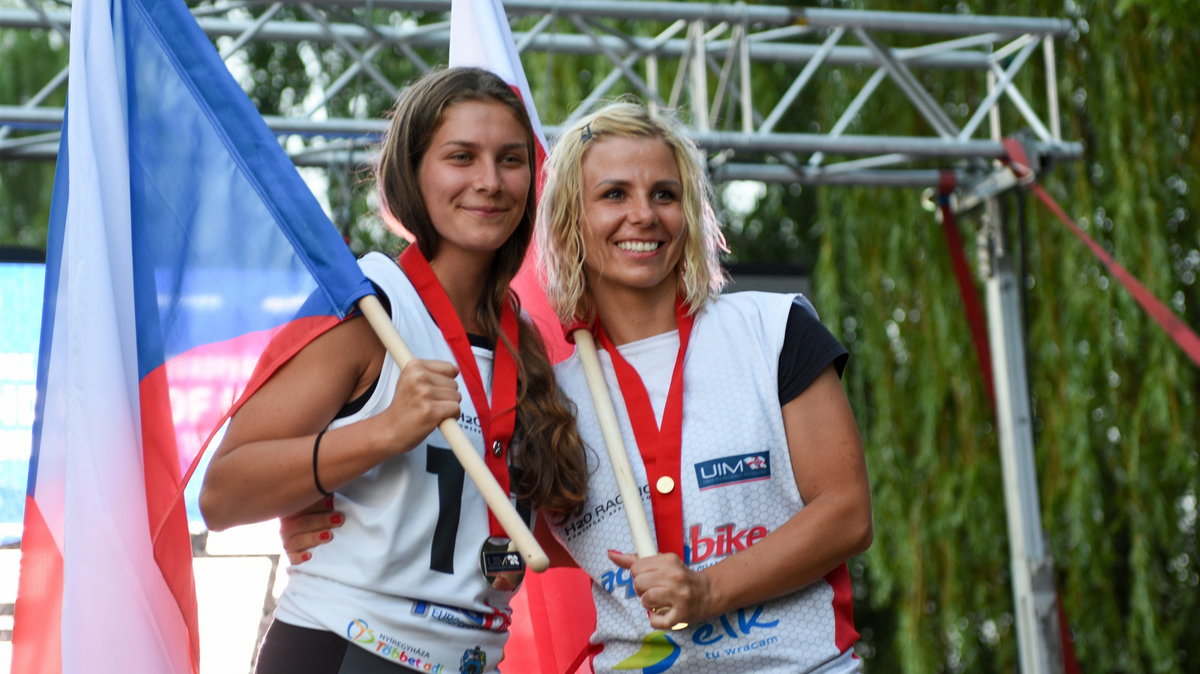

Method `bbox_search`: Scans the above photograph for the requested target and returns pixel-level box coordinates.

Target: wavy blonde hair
[536,101,728,323]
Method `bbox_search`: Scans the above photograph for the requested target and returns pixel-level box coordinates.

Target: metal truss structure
[0,3,1080,672]
[1,0,1080,193]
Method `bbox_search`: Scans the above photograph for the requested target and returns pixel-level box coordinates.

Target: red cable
[937,170,997,412]
[1002,138,1200,368]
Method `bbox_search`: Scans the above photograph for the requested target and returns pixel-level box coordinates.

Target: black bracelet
[312,430,332,497]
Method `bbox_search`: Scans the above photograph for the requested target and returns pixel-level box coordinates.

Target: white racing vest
[550,291,860,673]
[275,252,520,674]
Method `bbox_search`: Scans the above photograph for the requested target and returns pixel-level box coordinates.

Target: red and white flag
[449,1,597,672]
[450,0,570,363]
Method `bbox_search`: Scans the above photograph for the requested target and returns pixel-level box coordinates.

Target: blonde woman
[536,101,872,673]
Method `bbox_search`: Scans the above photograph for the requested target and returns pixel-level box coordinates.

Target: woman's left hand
[280,497,343,565]
[608,550,715,630]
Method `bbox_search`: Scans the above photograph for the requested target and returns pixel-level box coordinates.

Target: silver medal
[479,536,525,590]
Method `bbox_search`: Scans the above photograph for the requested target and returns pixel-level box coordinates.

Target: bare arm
[199,314,462,530]
[613,364,873,629]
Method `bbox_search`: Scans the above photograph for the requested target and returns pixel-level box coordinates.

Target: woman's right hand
[377,357,462,444]
[280,497,343,565]
[201,313,465,531]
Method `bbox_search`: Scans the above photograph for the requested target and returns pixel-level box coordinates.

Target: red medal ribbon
[399,245,520,537]
[596,298,693,558]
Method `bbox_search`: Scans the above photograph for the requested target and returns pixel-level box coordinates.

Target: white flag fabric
[450,0,550,157]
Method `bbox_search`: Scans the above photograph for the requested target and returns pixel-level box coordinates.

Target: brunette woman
[200,67,587,674]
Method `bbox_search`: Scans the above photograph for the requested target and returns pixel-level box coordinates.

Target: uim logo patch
[694,452,771,490]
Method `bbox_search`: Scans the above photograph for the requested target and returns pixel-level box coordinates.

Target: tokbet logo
[685,523,768,564]
[694,453,771,490]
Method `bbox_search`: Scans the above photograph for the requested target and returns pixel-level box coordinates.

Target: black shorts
[254,620,416,674]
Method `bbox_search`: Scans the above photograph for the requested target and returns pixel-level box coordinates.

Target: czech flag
[449,1,597,672]
[12,0,373,670]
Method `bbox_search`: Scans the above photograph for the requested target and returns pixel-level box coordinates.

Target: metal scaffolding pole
[980,191,1066,674]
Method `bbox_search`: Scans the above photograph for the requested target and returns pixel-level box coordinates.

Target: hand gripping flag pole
[358,295,548,571]
[570,327,688,631]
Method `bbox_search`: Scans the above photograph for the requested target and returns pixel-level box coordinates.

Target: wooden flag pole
[573,328,688,630]
[572,329,656,558]
[358,294,549,572]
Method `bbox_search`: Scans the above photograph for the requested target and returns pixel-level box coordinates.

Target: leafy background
[788,2,1199,671]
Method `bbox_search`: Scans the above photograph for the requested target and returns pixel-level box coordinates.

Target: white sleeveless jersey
[550,291,860,673]
[275,252,520,674]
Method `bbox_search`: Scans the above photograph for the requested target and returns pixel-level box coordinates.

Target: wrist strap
[312,430,332,497]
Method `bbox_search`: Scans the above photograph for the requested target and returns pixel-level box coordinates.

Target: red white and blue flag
[12,0,373,669]
[448,1,597,671]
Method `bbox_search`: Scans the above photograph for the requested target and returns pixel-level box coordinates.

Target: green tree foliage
[736,1,1200,671]
[0,24,64,250]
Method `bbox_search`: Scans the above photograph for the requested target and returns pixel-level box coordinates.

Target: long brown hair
[377,67,586,515]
